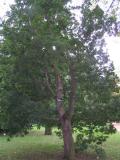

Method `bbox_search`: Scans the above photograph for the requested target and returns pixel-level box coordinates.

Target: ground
[0,128,120,160]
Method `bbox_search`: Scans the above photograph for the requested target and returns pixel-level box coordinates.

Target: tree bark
[61,118,75,160]
[56,73,75,160]
[44,126,52,135]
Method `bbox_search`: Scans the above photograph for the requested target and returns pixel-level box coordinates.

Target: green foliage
[0,0,119,143]
[95,145,106,160]
[54,128,63,139]
[74,123,116,152]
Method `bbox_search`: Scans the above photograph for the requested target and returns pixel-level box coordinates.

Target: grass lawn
[103,133,120,160]
[0,129,63,160]
[0,128,120,160]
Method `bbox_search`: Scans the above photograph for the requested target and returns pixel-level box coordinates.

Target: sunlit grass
[103,132,120,160]
[0,129,62,160]
[0,128,120,160]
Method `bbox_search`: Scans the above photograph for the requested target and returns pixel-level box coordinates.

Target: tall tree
[0,0,119,159]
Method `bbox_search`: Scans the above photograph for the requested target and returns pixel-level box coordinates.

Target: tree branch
[107,0,116,12]
[68,64,77,119]
[56,74,65,118]
[45,70,54,96]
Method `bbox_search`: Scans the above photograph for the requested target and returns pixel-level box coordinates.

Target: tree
[0,0,119,160]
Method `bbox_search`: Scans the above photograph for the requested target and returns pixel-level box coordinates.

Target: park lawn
[0,129,120,160]
[103,133,120,160]
[0,129,63,160]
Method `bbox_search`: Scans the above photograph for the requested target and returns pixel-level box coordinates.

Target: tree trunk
[61,118,75,160]
[55,73,75,159]
[55,66,76,160]
[44,126,52,135]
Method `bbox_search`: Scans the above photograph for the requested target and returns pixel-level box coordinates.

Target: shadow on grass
[14,150,97,160]
[18,151,63,160]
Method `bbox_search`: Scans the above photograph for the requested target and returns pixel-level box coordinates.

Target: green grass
[0,129,62,160]
[0,129,120,160]
[103,133,120,160]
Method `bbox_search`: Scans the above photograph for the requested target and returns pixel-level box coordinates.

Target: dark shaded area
[17,151,97,160]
